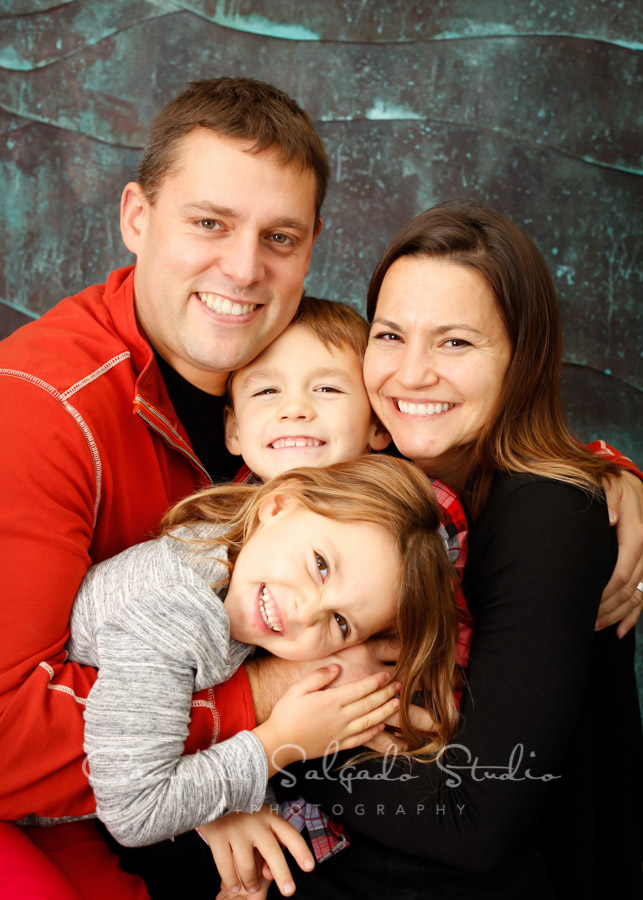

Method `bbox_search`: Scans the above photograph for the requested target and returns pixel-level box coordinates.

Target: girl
[50,454,458,863]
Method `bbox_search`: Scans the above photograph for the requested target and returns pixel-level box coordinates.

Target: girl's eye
[315,552,329,580]
[314,386,342,394]
[334,612,348,637]
[253,387,278,396]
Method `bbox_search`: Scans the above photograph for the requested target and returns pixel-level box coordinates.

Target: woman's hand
[201,804,313,898]
[597,471,643,637]
[253,665,401,775]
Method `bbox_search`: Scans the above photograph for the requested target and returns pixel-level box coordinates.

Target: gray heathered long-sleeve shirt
[65,525,268,847]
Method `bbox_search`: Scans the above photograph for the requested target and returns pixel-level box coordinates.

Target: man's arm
[0,378,101,819]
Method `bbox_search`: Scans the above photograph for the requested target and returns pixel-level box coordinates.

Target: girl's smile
[224,492,401,660]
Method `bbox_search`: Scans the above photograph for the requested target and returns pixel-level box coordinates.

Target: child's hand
[253,664,401,774]
[200,804,314,898]
[216,873,271,900]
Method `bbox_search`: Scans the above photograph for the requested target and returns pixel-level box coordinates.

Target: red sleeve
[586,440,642,478]
[183,668,256,755]
[0,378,100,819]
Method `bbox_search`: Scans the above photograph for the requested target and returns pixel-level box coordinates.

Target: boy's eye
[252,387,278,396]
[315,552,329,580]
[334,613,348,637]
[314,386,342,394]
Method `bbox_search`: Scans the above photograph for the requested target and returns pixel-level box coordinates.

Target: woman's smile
[364,256,512,489]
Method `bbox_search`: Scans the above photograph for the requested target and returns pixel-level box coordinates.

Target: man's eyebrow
[180,202,311,236]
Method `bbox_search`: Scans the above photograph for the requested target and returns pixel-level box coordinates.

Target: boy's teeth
[259,586,282,633]
[397,400,456,416]
[197,293,256,316]
[271,438,323,449]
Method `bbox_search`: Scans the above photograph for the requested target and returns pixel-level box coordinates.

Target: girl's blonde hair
[160,454,459,759]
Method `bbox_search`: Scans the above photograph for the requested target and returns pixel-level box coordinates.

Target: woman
[283,203,642,898]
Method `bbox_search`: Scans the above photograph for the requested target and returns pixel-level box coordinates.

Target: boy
[224,296,391,482]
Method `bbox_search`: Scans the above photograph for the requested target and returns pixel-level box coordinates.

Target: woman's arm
[288,476,627,871]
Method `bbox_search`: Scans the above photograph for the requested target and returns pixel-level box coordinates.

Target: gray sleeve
[83,583,266,847]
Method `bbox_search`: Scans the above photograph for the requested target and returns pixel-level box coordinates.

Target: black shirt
[153,351,240,484]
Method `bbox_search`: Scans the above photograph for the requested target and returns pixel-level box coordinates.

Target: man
[0,77,331,896]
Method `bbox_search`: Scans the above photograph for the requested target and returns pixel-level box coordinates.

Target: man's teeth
[259,586,282,633]
[197,293,256,316]
[270,438,323,449]
[397,400,456,416]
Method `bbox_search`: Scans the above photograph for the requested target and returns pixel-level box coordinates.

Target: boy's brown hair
[226,296,370,402]
[289,295,370,363]
[137,77,330,226]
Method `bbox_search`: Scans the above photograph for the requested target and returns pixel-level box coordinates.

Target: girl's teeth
[197,293,257,316]
[259,586,282,633]
[397,400,456,416]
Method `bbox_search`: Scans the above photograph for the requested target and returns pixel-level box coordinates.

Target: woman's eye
[315,552,329,580]
[372,331,401,342]
[334,612,348,637]
[443,338,471,349]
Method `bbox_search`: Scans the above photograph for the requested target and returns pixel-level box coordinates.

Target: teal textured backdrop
[1,1,641,695]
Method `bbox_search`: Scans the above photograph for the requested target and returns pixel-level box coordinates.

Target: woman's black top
[282,472,642,899]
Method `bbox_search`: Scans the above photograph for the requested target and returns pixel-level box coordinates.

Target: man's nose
[216,229,265,289]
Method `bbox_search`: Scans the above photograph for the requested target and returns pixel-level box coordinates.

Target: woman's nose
[395,346,439,390]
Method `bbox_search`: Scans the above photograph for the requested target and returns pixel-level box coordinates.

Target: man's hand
[598,471,643,637]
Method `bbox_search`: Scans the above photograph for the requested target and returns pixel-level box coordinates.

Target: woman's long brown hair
[367,202,620,519]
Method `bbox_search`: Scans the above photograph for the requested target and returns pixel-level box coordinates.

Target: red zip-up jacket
[0,266,254,820]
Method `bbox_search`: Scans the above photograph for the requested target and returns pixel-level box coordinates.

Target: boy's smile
[225,322,389,480]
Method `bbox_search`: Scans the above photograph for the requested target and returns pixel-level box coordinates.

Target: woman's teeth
[397,400,456,416]
[198,293,256,316]
[259,586,283,633]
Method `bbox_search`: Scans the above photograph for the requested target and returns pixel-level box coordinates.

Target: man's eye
[315,552,329,580]
[334,612,348,637]
[199,219,221,230]
[269,233,292,246]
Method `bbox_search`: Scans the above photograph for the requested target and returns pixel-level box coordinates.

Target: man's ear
[256,491,296,525]
[367,416,392,452]
[120,182,149,255]
[223,407,242,457]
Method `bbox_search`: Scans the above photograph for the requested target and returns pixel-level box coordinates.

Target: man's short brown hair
[137,77,330,225]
